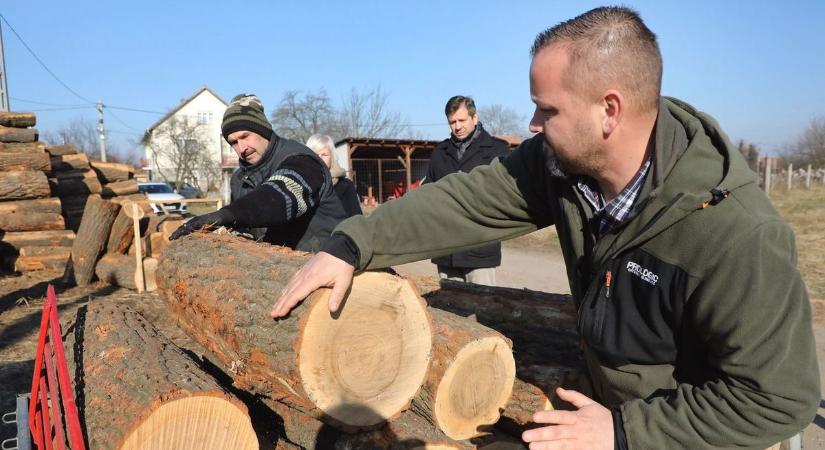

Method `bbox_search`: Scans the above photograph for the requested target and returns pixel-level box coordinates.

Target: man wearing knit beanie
[170,93,350,252]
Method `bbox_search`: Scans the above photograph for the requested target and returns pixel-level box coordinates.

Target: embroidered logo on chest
[626,261,659,286]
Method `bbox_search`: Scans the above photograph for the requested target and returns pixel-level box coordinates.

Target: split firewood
[0,212,65,232]
[0,170,50,200]
[62,302,258,450]
[0,125,37,143]
[95,253,158,291]
[64,195,120,286]
[156,233,433,431]
[0,112,36,128]
[0,150,50,172]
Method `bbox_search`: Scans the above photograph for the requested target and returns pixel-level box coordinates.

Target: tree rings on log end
[119,396,258,450]
[298,271,432,428]
[436,336,516,440]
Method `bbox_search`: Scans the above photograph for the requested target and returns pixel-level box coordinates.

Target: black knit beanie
[221,93,274,141]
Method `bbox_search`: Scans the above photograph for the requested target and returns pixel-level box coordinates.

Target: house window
[197,112,213,125]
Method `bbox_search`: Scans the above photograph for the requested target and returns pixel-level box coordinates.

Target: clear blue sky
[2,1,823,157]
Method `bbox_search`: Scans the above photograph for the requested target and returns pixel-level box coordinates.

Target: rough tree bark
[0,125,37,143]
[0,230,76,250]
[95,253,158,291]
[0,212,65,232]
[0,151,50,172]
[13,247,70,272]
[0,197,61,214]
[64,195,120,286]
[156,233,433,431]
[0,142,46,153]
[45,144,78,156]
[49,176,103,196]
[0,170,50,200]
[102,179,138,197]
[91,160,134,183]
[62,302,258,450]
[0,112,36,127]
[50,153,90,171]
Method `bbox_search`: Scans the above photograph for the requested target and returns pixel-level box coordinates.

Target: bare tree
[270,89,337,143]
[42,116,141,165]
[143,117,214,191]
[478,104,526,137]
[335,86,410,139]
[782,116,825,168]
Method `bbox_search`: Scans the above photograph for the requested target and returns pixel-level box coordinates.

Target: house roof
[335,137,440,148]
[143,86,228,140]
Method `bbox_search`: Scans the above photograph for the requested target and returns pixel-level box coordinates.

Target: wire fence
[350,158,429,205]
[758,161,825,196]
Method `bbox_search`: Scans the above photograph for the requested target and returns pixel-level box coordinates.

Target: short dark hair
[530,6,662,112]
[445,96,477,117]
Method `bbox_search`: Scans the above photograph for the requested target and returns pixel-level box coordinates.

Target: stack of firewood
[0,112,76,272]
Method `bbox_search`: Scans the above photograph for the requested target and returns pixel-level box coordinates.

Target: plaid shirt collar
[576,156,652,236]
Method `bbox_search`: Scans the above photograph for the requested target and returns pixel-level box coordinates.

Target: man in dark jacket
[270,7,819,450]
[170,93,348,252]
[425,96,510,286]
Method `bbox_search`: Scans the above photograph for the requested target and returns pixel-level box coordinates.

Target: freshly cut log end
[119,396,258,450]
[434,336,515,440]
[299,271,433,428]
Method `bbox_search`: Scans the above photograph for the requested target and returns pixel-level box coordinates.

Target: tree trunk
[0,212,65,232]
[49,176,102,196]
[91,160,134,183]
[64,195,120,286]
[102,179,139,197]
[156,233,433,431]
[12,248,70,272]
[95,253,158,291]
[0,170,50,200]
[423,281,584,397]
[0,230,75,250]
[0,197,61,214]
[50,153,90,171]
[0,112,36,127]
[45,143,78,155]
[0,125,37,143]
[410,308,515,440]
[0,151,50,172]
[495,378,552,437]
[62,302,259,450]
[0,142,46,153]
[106,207,135,254]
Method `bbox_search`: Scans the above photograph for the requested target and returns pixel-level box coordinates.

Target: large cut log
[156,233,433,431]
[0,151,50,172]
[0,142,46,153]
[95,253,158,291]
[45,143,78,156]
[13,248,70,272]
[0,112,36,127]
[64,195,120,286]
[0,197,61,214]
[424,281,584,398]
[0,125,37,143]
[410,308,515,440]
[0,170,50,200]
[49,175,102,196]
[0,230,75,250]
[102,179,139,197]
[62,302,258,450]
[91,160,134,183]
[106,206,135,254]
[0,212,65,232]
[50,153,89,171]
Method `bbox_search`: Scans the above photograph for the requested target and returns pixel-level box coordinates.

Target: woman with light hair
[306,134,361,217]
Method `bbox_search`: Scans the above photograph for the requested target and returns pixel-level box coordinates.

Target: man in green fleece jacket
[271,6,819,450]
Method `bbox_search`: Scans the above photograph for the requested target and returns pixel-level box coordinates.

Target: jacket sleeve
[334,136,555,270]
[620,219,820,449]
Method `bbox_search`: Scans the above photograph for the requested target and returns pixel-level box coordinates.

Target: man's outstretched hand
[522,388,614,450]
[169,209,235,240]
[271,251,356,318]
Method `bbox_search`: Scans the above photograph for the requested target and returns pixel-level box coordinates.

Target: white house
[142,87,235,201]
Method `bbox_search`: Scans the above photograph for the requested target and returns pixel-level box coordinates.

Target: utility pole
[97,101,107,162]
[0,19,10,111]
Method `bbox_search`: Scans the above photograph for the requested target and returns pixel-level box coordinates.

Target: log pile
[156,234,584,448]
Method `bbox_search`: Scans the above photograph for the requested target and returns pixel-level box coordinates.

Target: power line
[10,96,88,108]
[29,105,94,112]
[0,14,95,105]
[106,105,165,115]
[107,108,143,132]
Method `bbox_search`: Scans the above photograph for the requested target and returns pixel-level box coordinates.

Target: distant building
[142,86,233,201]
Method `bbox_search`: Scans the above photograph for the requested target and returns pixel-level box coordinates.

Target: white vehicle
[137,182,188,215]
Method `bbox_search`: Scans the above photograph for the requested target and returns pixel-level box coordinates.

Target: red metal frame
[27,284,86,450]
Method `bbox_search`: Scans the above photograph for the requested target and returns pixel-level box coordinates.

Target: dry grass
[770,185,825,299]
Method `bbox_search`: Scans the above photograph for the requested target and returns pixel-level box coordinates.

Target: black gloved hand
[169,208,237,241]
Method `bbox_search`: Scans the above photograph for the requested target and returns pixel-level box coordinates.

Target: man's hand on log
[522,388,614,450]
[169,209,235,240]
[271,251,355,318]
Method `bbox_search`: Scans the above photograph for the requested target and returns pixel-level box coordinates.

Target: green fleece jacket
[332,97,819,449]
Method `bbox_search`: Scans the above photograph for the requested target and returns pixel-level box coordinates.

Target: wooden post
[377,158,383,203]
[806,164,812,189]
[765,159,772,196]
[128,202,146,293]
[787,163,793,191]
[404,145,413,192]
